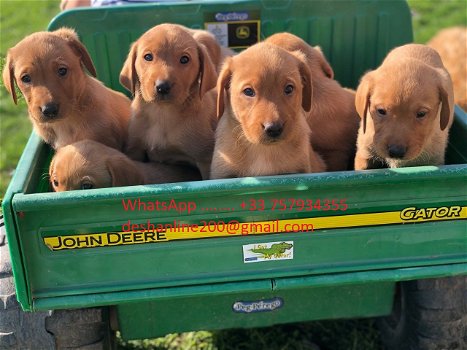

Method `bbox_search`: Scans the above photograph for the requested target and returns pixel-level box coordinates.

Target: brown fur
[265,33,360,171]
[49,140,201,191]
[2,28,131,150]
[428,27,467,111]
[211,43,326,179]
[354,44,454,169]
[119,24,222,179]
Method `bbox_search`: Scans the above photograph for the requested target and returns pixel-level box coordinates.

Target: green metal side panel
[48,0,413,91]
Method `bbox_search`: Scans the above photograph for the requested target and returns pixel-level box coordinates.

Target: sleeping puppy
[120,23,221,179]
[211,43,326,179]
[3,28,131,150]
[428,27,467,111]
[354,43,454,169]
[265,32,360,171]
[49,140,201,191]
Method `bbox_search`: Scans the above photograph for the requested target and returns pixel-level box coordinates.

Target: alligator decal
[250,242,293,258]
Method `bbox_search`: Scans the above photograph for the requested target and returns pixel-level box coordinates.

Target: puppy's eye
[21,74,31,83]
[180,55,190,64]
[144,53,153,61]
[376,108,387,116]
[284,84,294,95]
[416,111,427,118]
[58,67,67,77]
[80,182,94,190]
[243,88,255,97]
[53,179,59,187]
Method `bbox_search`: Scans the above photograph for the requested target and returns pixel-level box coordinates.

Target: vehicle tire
[0,216,116,349]
[377,276,467,350]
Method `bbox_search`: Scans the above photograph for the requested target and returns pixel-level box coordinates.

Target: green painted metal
[117,280,395,340]
[33,263,467,311]
[2,0,466,340]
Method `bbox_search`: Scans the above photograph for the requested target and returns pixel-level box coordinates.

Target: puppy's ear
[438,85,452,131]
[313,46,334,79]
[291,51,313,112]
[120,43,138,95]
[355,72,373,134]
[2,49,17,104]
[191,30,221,69]
[298,60,313,112]
[48,154,56,188]
[216,58,232,118]
[198,43,218,99]
[54,28,97,77]
[106,155,145,187]
[49,155,56,179]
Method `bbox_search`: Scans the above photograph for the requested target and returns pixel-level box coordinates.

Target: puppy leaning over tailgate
[120,23,220,179]
[211,43,326,179]
[265,32,360,171]
[2,28,131,150]
[49,140,201,191]
[354,44,454,169]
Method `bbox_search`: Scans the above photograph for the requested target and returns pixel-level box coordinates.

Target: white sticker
[243,241,293,263]
[206,22,229,47]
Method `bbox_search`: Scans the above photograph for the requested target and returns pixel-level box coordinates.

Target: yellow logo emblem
[236,26,250,39]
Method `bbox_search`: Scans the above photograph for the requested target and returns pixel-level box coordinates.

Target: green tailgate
[3,0,467,340]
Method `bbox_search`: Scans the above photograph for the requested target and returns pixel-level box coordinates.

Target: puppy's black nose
[388,144,407,159]
[156,80,171,96]
[41,103,59,119]
[263,122,283,138]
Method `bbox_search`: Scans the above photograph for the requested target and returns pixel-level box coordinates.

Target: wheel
[0,215,116,349]
[377,276,467,350]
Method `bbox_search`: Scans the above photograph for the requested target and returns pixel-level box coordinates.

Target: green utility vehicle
[1,1,466,349]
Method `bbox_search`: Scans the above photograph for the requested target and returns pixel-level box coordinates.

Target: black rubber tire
[377,276,467,350]
[0,216,116,349]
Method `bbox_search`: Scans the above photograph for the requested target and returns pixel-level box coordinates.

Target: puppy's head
[355,60,453,161]
[3,28,96,124]
[217,43,312,145]
[49,140,144,191]
[265,32,334,79]
[119,24,217,103]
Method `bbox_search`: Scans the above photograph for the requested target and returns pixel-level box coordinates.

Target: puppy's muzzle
[388,144,407,159]
[263,122,283,139]
[155,80,172,98]
[40,103,59,120]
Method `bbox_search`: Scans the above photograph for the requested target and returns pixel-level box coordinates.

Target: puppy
[265,32,360,171]
[49,140,201,191]
[3,28,131,150]
[211,43,326,179]
[120,23,220,179]
[354,44,454,169]
[428,27,467,111]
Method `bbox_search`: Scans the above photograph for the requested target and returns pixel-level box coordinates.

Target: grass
[408,0,467,43]
[0,0,465,349]
[118,319,384,350]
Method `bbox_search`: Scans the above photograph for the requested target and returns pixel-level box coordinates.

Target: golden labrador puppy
[354,44,454,169]
[120,23,221,179]
[49,140,201,191]
[428,27,467,111]
[3,28,131,150]
[265,32,360,171]
[211,43,326,179]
